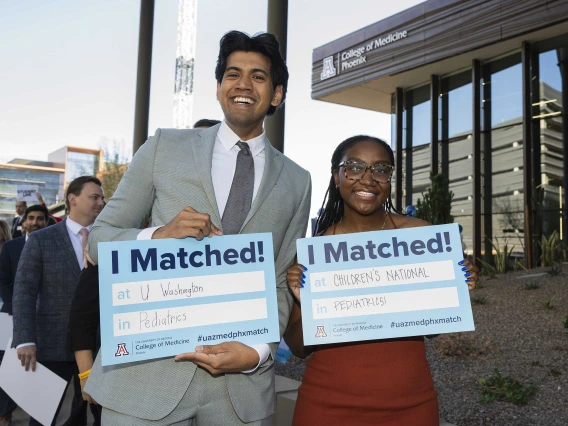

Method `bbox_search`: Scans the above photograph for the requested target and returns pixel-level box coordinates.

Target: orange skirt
[292,337,439,426]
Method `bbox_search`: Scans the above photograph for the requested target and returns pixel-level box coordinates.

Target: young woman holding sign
[284,135,478,426]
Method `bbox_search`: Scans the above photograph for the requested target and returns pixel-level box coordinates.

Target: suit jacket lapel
[57,219,81,280]
[241,141,284,231]
[191,125,222,225]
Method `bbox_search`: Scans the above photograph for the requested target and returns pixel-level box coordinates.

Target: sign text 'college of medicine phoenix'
[320,29,408,80]
[296,224,475,345]
[98,233,280,366]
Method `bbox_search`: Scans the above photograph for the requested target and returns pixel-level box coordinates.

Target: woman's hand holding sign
[153,206,223,240]
[460,259,479,290]
[287,263,307,303]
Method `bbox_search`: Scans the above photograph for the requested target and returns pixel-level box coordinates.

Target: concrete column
[522,42,534,268]
[557,47,568,244]
[266,0,288,153]
[132,0,155,155]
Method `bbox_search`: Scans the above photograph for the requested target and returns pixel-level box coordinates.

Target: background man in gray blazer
[13,176,105,426]
[85,31,311,425]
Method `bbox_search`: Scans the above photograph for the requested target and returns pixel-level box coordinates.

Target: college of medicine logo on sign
[315,326,327,338]
[115,343,130,357]
[320,56,337,80]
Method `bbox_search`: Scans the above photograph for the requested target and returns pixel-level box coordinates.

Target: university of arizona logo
[115,343,130,357]
[315,326,327,338]
[320,56,337,80]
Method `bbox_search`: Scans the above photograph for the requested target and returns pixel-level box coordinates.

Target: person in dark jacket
[68,262,102,426]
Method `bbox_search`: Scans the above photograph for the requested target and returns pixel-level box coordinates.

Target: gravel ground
[275,265,568,426]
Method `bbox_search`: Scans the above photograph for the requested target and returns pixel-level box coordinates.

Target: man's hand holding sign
[175,341,260,375]
[152,207,223,241]
[147,207,261,374]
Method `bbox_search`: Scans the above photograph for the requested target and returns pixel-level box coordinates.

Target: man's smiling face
[216,51,282,139]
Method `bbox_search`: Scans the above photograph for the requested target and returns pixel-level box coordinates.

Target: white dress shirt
[137,121,270,372]
[65,218,94,269]
[17,218,93,349]
[211,120,266,216]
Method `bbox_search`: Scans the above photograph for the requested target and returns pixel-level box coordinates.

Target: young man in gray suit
[85,31,311,425]
[12,176,105,426]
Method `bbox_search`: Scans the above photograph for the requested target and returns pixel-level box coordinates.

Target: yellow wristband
[78,369,91,380]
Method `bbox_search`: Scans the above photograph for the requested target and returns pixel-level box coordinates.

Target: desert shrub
[480,236,515,274]
[471,296,488,305]
[539,231,566,267]
[415,173,454,225]
[478,369,536,405]
[514,258,526,271]
[478,260,496,278]
[542,297,555,311]
[546,265,562,276]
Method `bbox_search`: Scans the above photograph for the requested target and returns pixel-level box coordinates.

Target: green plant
[546,265,562,276]
[98,137,130,200]
[480,236,515,274]
[491,237,515,274]
[524,282,539,290]
[539,231,566,267]
[478,259,496,278]
[514,258,527,271]
[478,369,536,405]
[543,297,555,311]
[472,296,488,305]
[562,315,568,329]
[415,173,454,225]
[475,281,484,290]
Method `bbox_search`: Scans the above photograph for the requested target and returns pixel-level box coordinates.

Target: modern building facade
[0,146,102,223]
[311,0,568,267]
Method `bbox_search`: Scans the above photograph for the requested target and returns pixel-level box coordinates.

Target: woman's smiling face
[334,139,392,217]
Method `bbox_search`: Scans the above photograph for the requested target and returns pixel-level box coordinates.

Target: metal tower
[173,0,198,129]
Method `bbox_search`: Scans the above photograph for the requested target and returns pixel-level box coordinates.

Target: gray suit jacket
[86,125,311,422]
[12,219,81,362]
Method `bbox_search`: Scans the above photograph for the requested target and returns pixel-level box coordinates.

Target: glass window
[481,53,524,256]
[0,168,64,222]
[390,94,397,206]
[66,151,99,184]
[534,46,566,242]
[402,84,431,207]
[439,71,473,251]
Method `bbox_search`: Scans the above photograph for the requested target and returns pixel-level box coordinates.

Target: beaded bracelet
[78,369,91,380]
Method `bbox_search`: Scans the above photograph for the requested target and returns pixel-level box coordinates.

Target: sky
[0,0,425,217]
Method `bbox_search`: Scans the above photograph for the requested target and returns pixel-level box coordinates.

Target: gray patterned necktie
[222,141,254,235]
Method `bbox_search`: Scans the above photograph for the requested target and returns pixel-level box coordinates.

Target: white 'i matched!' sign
[98,233,280,366]
[296,223,475,345]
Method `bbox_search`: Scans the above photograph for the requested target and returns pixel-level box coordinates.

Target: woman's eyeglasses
[338,161,394,184]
